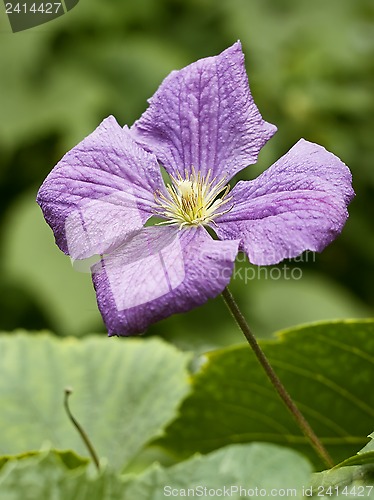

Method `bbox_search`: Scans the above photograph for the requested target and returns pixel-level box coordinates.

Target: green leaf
[311,465,374,497]
[333,431,374,468]
[310,431,374,494]
[160,320,374,469]
[0,450,125,500]
[124,443,312,499]
[335,452,374,469]
[0,332,190,470]
[0,444,312,500]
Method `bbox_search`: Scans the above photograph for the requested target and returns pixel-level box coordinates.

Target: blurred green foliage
[0,0,373,345]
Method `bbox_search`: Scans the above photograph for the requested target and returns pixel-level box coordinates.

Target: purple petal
[131,41,276,182]
[214,140,354,265]
[37,116,164,260]
[91,226,239,336]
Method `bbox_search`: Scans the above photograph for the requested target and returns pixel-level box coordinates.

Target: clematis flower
[37,42,354,336]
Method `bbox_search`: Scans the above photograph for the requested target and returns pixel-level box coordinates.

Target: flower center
[154,168,232,228]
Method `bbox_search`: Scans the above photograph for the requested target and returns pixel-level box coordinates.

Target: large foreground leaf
[0,333,190,469]
[0,450,123,500]
[160,320,374,469]
[0,444,312,499]
[123,443,312,499]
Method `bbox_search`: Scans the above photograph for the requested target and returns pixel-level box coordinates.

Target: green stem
[63,387,101,471]
[221,287,334,469]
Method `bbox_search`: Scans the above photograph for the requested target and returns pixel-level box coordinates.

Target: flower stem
[63,387,101,471]
[221,287,334,469]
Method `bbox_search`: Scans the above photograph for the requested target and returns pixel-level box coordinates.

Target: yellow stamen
[154,167,233,228]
